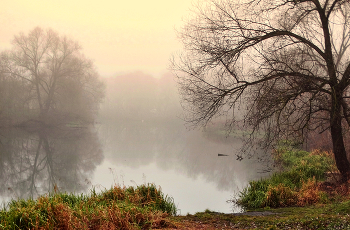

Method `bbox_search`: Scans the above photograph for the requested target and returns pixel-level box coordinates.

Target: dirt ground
[161,211,278,229]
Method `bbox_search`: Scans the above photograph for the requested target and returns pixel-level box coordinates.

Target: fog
[93,71,267,213]
[0,68,268,213]
[0,0,193,76]
[0,1,269,214]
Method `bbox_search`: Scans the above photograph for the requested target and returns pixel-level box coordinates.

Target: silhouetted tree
[0,27,104,125]
[172,0,350,180]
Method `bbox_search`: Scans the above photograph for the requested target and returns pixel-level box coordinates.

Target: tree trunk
[330,97,350,181]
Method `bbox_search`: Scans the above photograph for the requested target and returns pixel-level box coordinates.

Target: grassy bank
[0,184,176,229]
[3,146,350,229]
[234,144,341,209]
[169,145,350,229]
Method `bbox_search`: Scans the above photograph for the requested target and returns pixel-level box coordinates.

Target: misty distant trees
[0,27,105,126]
[99,72,183,166]
[98,72,253,191]
[173,0,350,180]
[100,72,181,123]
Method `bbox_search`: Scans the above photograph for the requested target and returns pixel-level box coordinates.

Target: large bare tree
[172,0,350,180]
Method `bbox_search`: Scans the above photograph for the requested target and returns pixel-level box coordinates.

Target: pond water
[0,73,270,214]
[93,121,267,214]
[0,120,267,214]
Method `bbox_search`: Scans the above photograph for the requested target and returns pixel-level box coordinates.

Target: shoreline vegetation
[3,144,350,229]
[234,142,338,210]
[0,184,176,229]
[172,144,350,229]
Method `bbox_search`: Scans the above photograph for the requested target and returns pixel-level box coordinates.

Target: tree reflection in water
[0,126,103,202]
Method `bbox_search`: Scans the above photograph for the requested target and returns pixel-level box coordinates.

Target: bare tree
[0,27,104,124]
[172,0,350,180]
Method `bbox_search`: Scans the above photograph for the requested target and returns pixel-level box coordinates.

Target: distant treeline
[100,71,181,124]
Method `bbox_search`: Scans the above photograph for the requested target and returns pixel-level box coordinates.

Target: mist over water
[0,71,268,214]
[93,71,266,213]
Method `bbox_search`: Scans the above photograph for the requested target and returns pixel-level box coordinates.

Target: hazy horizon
[0,0,195,77]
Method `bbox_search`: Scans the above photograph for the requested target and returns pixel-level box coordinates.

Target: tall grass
[235,144,336,210]
[0,183,176,229]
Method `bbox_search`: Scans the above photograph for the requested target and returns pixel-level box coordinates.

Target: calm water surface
[0,73,269,214]
[94,121,265,214]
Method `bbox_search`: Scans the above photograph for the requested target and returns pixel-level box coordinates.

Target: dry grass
[236,147,339,209]
[297,178,323,206]
[0,184,176,229]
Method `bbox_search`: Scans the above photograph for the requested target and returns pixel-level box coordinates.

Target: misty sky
[0,0,194,77]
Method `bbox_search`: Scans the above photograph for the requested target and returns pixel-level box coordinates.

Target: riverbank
[2,146,350,229]
[6,199,350,229]
[0,184,176,229]
[2,182,350,229]
[166,145,350,229]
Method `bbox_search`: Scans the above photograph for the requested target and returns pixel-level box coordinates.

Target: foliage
[0,183,176,229]
[235,147,336,209]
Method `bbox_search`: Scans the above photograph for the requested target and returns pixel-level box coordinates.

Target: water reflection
[0,71,268,214]
[96,114,266,213]
[99,118,262,192]
[0,126,103,203]
[97,72,267,210]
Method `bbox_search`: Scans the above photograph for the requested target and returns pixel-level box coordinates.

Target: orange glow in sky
[0,0,194,76]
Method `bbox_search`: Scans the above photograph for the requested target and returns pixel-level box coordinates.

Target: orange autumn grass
[234,146,350,209]
[0,183,177,229]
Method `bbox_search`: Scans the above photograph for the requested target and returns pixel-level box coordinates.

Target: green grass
[173,143,350,229]
[235,144,337,209]
[0,183,176,229]
[2,143,348,229]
